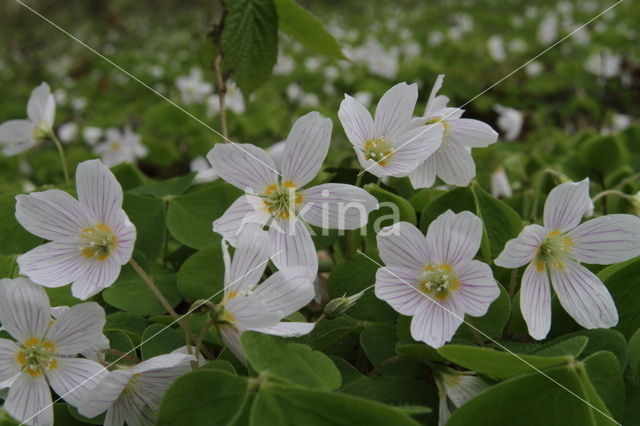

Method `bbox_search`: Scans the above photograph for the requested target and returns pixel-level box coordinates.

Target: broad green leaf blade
[582,351,625,422]
[360,323,397,367]
[419,186,475,233]
[122,192,165,261]
[177,245,225,302]
[221,0,279,95]
[598,258,640,338]
[273,0,346,60]
[532,336,589,358]
[129,172,196,197]
[458,282,511,340]
[140,323,184,360]
[241,332,341,391]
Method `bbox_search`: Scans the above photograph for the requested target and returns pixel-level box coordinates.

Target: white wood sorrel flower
[436,368,489,426]
[495,178,640,340]
[15,159,136,300]
[409,75,498,188]
[208,111,377,275]
[216,228,316,362]
[0,82,56,156]
[375,211,499,347]
[0,278,107,426]
[77,353,193,426]
[338,82,444,178]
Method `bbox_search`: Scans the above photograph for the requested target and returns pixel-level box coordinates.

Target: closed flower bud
[323,289,368,319]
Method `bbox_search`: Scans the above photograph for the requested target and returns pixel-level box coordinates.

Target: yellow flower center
[79,223,118,261]
[15,338,58,377]
[419,264,460,300]
[536,230,574,271]
[363,137,394,166]
[261,181,303,220]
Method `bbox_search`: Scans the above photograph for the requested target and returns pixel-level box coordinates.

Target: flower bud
[323,289,368,319]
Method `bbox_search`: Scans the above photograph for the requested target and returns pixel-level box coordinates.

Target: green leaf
[598,258,640,338]
[395,343,445,364]
[532,336,589,358]
[458,282,511,339]
[140,324,184,360]
[251,383,421,426]
[167,182,242,249]
[273,0,346,60]
[340,375,435,411]
[437,344,572,379]
[360,323,397,367]
[546,329,627,368]
[241,331,341,391]
[0,192,41,256]
[111,163,148,190]
[177,244,225,302]
[629,328,640,378]
[157,370,251,426]
[129,173,196,197]
[419,186,475,233]
[582,351,625,420]
[221,0,279,95]
[122,193,165,261]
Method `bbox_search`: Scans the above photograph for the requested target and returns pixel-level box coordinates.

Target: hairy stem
[213,52,228,142]
[50,132,70,184]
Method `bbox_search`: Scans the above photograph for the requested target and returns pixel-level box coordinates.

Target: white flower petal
[207,143,279,192]
[213,195,271,244]
[520,261,552,340]
[433,141,475,186]
[268,219,318,274]
[549,260,618,330]
[427,210,482,265]
[17,242,87,289]
[409,155,438,189]
[338,94,373,148]
[27,82,55,127]
[253,266,315,318]
[494,224,546,268]
[71,257,121,300]
[111,219,136,265]
[299,183,378,230]
[453,260,500,317]
[0,278,50,342]
[384,124,443,177]
[446,375,489,407]
[446,118,498,148]
[225,294,281,330]
[410,299,463,348]
[15,190,92,242]
[374,82,418,139]
[46,357,106,407]
[281,112,332,187]
[377,221,431,270]
[5,374,52,426]
[219,325,245,363]
[375,266,424,315]
[133,354,193,407]
[0,120,36,155]
[424,74,446,116]
[567,214,640,264]
[78,369,132,419]
[75,159,125,228]
[104,402,126,426]
[543,178,591,232]
[0,339,20,381]
[249,322,315,337]
[46,302,106,354]
[226,226,271,293]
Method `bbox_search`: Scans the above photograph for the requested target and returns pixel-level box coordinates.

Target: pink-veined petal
[46,357,107,407]
[268,219,318,275]
[75,159,125,227]
[133,354,192,407]
[567,214,640,264]
[299,183,378,230]
[543,178,591,232]
[409,155,438,189]
[207,143,279,192]
[377,221,431,270]
[212,195,271,245]
[494,224,546,268]
[427,210,482,265]
[249,322,315,337]
[17,242,87,288]
[0,339,20,381]
[520,261,552,340]
[0,278,50,343]
[374,82,418,140]
[218,325,245,363]
[104,402,126,426]
[0,119,36,155]
[375,266,424,316]
[46,302,106,354]
[226,227,271,293]
[5,374,52,426]
[549,260,618,330]
[111,217,136,265]
[433,141,475,186]
[452,260,499,317]
[71,257,121,300]
[225,295,281,330]
[281,112,332,187]
[338,94,374,149]
[446,118,498,148]
[252,266,315,318]
[383,124,443,177]
[27,82,55,127]
[15,190,92,242]
[77,369,132,419]
[410,299,464,348]
[424,74,446,116]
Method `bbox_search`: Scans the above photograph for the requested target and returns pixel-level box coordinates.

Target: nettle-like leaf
[221,0,279,95]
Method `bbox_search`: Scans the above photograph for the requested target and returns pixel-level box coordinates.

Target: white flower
[409,75,498,188]
[495,179,640,340]
[339,82,443,178]
[58,122,78,143]
[487,35,506,62]
[525,61,543,77]
[82,126,103,146]
[209,112,378,274]
[77,353,193,425]
[429,31,444,46]
[508,38,527,54]
[93,127,147,167]
[15,159,137,299]
[216,229,316,362]
[274,54,295,75]
[436,369,489,426]
[0,278,107,426]
[71,97,87,112]
[175,68,213,105]
[537,12,558,45]
[190,156,218,184]
[0,83,56,156]
[585,50,622,79]
[493,104,524,141]
[375,211,500,347]
[50,306,109,362]
[490,167,512,198]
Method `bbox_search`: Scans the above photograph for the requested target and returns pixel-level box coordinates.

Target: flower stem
[591,189,633,205]
[50,132,70,184]
[213,52,228,142]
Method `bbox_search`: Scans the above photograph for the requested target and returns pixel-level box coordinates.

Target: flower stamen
[363,137,394,166]
[79,223,118,261]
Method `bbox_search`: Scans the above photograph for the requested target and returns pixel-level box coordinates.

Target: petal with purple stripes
[226,226,271,293]
[427,210,482,266]
[46,357,107,407]
[17,242,86,289]
[219,325,245,363]
[374,82,418,140]
[0,339,20,382]
[338,94,374,149]
[46,302,106,355]
[410,299,463,348]
[375,265,423,316]
[494,224,546,268]
[268,218,318,275]
[452,259,499,317]
[383,123,443,177]
[299,183,378,230]
[207,143,279,193]
[213,194,271,245]
[4,374,52,426]
[409,154,438,189]
[77,369,132,419]
[433,141,475,186]
[250,322,315,337]
[225,295,280,330]
[543,178,590,232]
[71,257,121,300]
[252,266,315,318]
[76,159,124,227]
[0,278,50,343]
[567,214,640,264]
[520,261,552,340]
